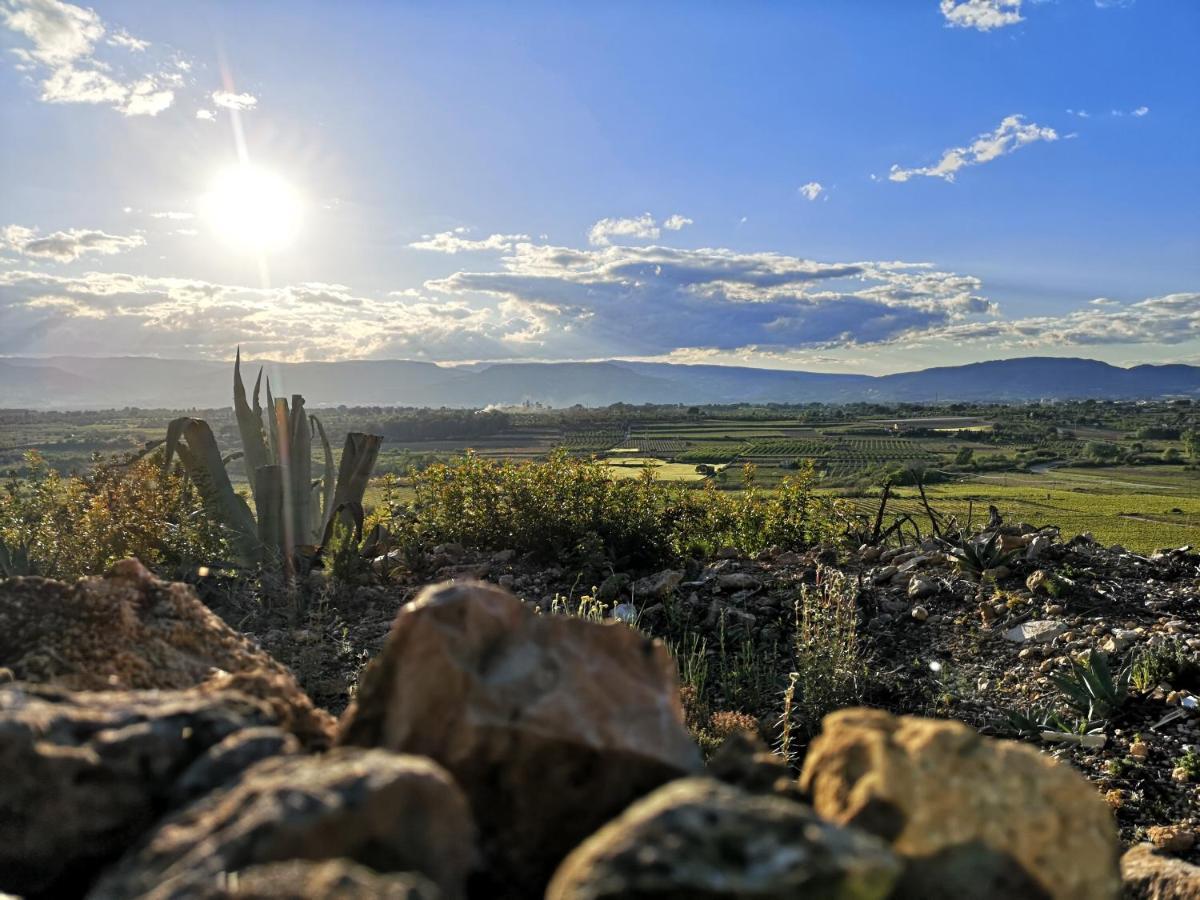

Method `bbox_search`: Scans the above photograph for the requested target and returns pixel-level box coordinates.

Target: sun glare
[200,163,303,252]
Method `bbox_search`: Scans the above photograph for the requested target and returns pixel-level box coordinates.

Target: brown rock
[0,682,280,898]
[1147,825,1196,853]
[184,859,442,898]
[546,778,900,900]
[89,749,475,900]
[799,708,1120,900]
[0,558,333,747]
[337,580,700,895]
[1121,843,1200,899]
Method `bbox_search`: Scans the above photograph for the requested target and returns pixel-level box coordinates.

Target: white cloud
[799,182,824,201]
[1,0,180,116]
[663,214,693,231]
[211,90,258,111]
[1132,106,1149,117]
[939,0,1023,31]
[588,213,660,246]
[409,229,531,254]
[107,29,147,51]
[2,224,146,261]
[195,108,215,121]
[889,114,1058,183]
[907,293,1200,349]
[150,211,195,221]
[1066,109,1090,118]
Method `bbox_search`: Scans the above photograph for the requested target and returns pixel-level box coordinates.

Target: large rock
[0,558,333,747]
[1121,843,1200,899]
[799,708,1120,900]
[0,683,280,898]
[547,777,900,899]
[89,749,475,900]
[181,859,442,898]
[337,580,701,895]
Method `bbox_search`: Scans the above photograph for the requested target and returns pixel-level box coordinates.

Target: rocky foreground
[1,557,1198,898]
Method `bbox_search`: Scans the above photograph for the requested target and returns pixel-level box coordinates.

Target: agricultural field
[3,398,1197,553]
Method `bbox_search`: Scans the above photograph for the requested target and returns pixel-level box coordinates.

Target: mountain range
[1,356,1198,410]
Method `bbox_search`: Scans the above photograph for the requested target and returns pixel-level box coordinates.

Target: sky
[0,0,1197,375]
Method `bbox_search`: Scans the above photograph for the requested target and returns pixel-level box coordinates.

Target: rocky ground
[1,526,1198,898]
[195,524,1200,866]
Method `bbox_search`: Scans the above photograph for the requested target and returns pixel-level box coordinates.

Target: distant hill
[1,355,1196,409]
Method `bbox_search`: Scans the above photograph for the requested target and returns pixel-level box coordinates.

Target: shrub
[0,449,228,580]
[392,450,832,568]
[777,565,867,758]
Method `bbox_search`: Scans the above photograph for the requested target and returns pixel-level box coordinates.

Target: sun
[200,163,303,252]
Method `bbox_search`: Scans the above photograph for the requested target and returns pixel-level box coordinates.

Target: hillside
[1,355,1198,409]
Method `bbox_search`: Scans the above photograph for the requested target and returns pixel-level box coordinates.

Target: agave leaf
[255,464,284,557]
[234,347,271,498]
[222,451,245,466]
[311,415,336,532]
[288,395,313,544]
[319,500,365,550]
[265,377,280,464]
[165,417,262,565]
[331,432,382,512]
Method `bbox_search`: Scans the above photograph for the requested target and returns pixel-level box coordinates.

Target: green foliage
[1005,703,1078,738]
[1176,749,1200,781]
[393,449,833,567]
[1184,429,1200,464]
[1130,639,1196,692]
[0,450,227,580]
[1049,651,1131,724]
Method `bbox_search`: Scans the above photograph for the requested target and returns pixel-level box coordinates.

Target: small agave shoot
[163,349,382,570]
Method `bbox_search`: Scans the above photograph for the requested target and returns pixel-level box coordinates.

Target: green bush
[0,450,228,580]
[390,449,832,567]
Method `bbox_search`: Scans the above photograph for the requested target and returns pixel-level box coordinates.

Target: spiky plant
[163,349,382,567]
[1050,651,1131,724]
[944,529,1019,578]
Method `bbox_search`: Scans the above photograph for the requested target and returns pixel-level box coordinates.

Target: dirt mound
[0,558,334,747]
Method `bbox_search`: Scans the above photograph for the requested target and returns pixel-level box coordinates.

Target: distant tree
[695,463,715,476]
[1085,441,1121,462]
[1162,447,1183,463]
[954,447,974,466]
[1184,429,1200,465]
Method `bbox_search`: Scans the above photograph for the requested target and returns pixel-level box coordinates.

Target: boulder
[169,726,300,806]
[337,580,700,895]
[632,569,683,599]
[0,558,333,747]
[1121,843,1200,900]
[0,683,280,898]
[717,572,759,591]
[799,708,1120,900]
[180,859,442,898]
[89,749,475,900]
[546,778,900,900]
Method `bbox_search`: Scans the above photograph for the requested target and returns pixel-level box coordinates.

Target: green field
[5,400,1197,554]
[835,466,1200,553]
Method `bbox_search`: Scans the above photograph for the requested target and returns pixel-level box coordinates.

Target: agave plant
[1049,651,1131,724]
[943,529,1019,578]
[163,349,381,567]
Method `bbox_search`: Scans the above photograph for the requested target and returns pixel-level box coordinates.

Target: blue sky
[1,0,1197,373]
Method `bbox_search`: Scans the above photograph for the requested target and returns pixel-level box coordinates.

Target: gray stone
[547,778,900,900]
[89,749,476,900]
[1004,620,1067,644]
